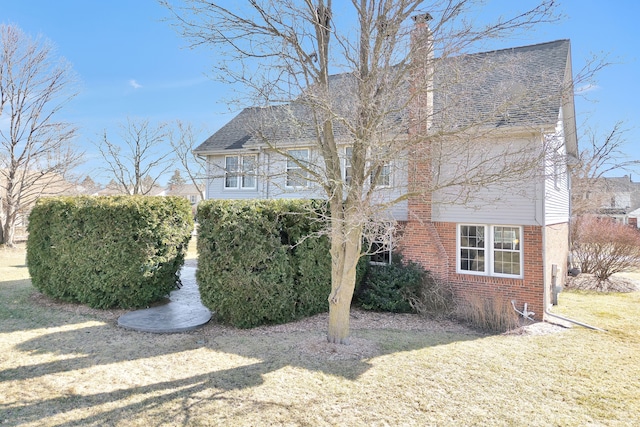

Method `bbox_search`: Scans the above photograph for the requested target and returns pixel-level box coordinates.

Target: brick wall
[398,221,547,320]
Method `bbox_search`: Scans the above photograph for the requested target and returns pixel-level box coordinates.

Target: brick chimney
[400,13,451,283]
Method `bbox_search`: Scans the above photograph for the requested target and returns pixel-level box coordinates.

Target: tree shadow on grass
[1,315,483,426]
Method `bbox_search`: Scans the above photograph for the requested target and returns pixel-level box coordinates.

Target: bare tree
[0,24,83,247]
[97,118,173,195]
[165,0,601,343]
[572,215,640,288]
[169,120,206,200]
[570,121,640,216]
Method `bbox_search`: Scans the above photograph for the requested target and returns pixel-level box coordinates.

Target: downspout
[540,132,606,332]
[264,149,270,199]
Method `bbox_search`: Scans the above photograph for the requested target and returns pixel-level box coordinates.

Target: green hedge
[27,196,193,309]
[197,199,331,328]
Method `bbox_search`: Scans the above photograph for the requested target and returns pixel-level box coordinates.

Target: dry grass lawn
[1,242,640,426]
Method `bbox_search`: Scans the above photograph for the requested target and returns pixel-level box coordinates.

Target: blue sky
[2,0,639,184]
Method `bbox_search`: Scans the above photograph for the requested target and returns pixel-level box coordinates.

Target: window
[368,237,392,264]
[371,163,391,187]
[459,225,485,273]
[492,226,521,275]
[344,147,353,185]
[286,149,310,187]
[189,195,197,204]
[224,155,257,189]
[458,224,522,277]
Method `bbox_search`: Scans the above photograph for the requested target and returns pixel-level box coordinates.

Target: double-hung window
[458,224,522,277]
[225,155,257,189]
[286,149,310,188]
[371,162,391,187]
[344,147,353,186]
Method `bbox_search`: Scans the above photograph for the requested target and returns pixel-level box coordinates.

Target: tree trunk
[1,210,16,247]
[327,213,362,344]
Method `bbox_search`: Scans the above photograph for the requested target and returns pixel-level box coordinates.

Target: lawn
[1,242,639,426]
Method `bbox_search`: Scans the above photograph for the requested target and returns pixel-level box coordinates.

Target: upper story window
[286,149,310,188]
[225,155,257,189]
[458,224,522,278]
[343,146,390,188]
[344,147,353,186]
[371,163,391,187]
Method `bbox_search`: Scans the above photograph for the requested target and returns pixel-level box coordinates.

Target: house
[93,180,166,197]
[574,175,640,225]
[1,172,82,241]
[166,183,205,215]
[194,26,576,320]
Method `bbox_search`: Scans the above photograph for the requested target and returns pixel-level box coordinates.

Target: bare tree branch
[0,24,83,246]
[164,0,602,343]
[96,118,174,195]
[169,120,207,200]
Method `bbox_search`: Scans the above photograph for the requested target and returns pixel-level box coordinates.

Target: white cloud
[129,79,142,89]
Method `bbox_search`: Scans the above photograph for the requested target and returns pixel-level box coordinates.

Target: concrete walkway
[117,261,212,333]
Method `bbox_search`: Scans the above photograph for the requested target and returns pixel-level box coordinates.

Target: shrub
[455,295,520,332]
[197,199,331,328]
[572,215,640,288]
[405,273,455,318]
[357,256,453,316]
[27,196,193,309]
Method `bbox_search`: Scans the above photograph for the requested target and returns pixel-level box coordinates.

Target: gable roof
[195,39,572,154]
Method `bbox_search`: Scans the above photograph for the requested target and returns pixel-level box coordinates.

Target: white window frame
[343,147,353,186]
[224,155,257,190]
[286,149,310,188]
[371,162,391,187]
[457,224,523,278]
[369,237,393,265]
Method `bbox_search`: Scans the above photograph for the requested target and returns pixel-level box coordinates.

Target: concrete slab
[118,264,212,333]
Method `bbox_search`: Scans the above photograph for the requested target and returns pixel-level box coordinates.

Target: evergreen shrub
[196,199,331,328]
[27,196,193,309]
[357,255,454,316]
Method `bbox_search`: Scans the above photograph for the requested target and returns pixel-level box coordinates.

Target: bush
[196,199,331,328]
[27,196,193,309]
[572,215,640,288]
[357,255,453,316]
[455,295,520,332]
[357,258,422,313]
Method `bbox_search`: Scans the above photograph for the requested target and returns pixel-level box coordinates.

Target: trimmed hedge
[197,199,331,328]
[27,196,193,309]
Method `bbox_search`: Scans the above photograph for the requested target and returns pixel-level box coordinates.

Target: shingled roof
[195,39,572,154]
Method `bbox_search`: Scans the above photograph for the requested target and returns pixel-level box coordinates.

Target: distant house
[574,175,640,225]
[1,172,81,241]
[194,27,576,320]
[166,183,205,215]
[93,180,166,197]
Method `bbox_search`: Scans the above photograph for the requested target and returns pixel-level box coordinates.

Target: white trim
[285,149,311,189]
[457,224,524,279]
[224,154,258,190]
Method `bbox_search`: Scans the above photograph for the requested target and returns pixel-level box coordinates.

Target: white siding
[204,150,408,221]
[543,115,571,225]
[206,155,262,200]
[432,137,543,226]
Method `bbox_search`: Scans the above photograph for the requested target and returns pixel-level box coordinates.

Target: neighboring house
[628,207,640,228]
[93,181,166,197]
[166,183,205,215]
[194,33,576,320]
[1,172,82,241]
[574,175,640,225]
